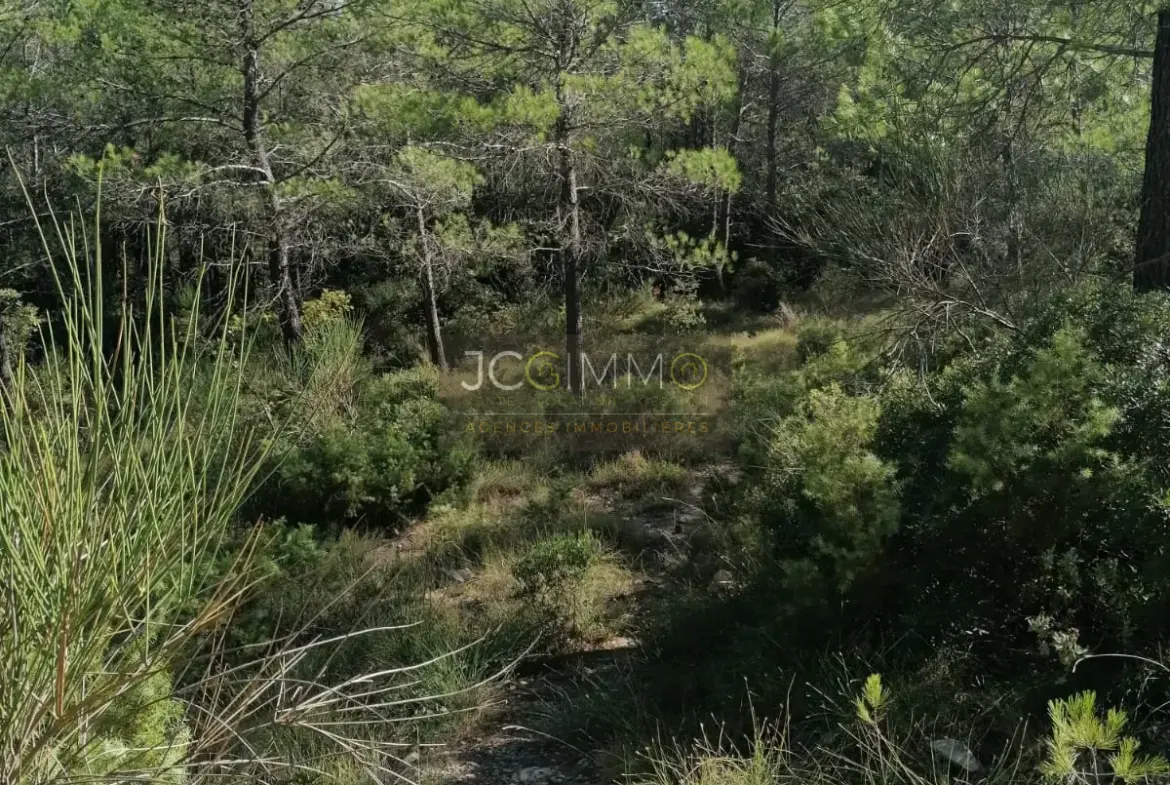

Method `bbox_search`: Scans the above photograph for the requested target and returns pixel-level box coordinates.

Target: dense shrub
[795,319,844,362]
[84,667,188,782]
[732,258,784,313]
[758,384,899,598]
[248,329,478,529]
[727,287,1170,667]
[730,324,879,469]
[512,530,624,644]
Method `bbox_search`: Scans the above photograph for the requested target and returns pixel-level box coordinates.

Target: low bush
[718,284,1170,700]
[513,531,628,646]
[732,258,785,313]
[248,336,478,529]
[755,384,899,600]
[795,319,845,362]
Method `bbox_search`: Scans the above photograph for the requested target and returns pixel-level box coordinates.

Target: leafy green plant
[253,351,478,528]
[512,530,621,644]
[948,327,1120,495]
[0,288,40,352]
[301,288,354,331]
[765,384,899,594]
[514,530,602,599]
[1041,692,1169,784]
[854,673,891,726]
[796,320,845,363]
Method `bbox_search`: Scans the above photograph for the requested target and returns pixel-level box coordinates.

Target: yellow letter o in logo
[670,353,708,390]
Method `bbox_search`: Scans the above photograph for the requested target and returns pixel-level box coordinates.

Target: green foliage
[764,384,899,594]
[1041,692,1170,784]
[0,207,263,783]
[795,320,845,363]
[301,289,354,331]
[257,361,478,529]
[85,667,189,782]
[948,327,1120,495]
[512,530,620,643]
[514,530,601,599]
[0,288,40,352]
[661,148,742,192]
[855,673,890,726]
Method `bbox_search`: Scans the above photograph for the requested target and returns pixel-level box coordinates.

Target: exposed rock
[710,569,734,589]
[930,738,981,772]
[514,766,558,783]
[445,567,474,584]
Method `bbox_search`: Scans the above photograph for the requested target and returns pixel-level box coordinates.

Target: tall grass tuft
[0,187,269,780]
[0,189,474,783]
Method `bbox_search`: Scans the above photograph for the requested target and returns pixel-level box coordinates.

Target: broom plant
[0,174,472,784]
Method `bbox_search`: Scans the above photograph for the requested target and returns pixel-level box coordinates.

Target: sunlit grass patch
[586,450,690,500]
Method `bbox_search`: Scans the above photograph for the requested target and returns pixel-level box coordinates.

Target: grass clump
[0,209,265,782]
[587,451,690,500]
[0,196,474,784]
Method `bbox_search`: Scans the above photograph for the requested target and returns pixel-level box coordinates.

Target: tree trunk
[1003,139,1022,272]
[715,65,747,299]
[764,0,782,210]
[1135,11,1170,292]
[560,146,584,395]
[240,0,303,343]
[267,235,302,343]
[555,58,584,395]
[417,205,448,370]
[0,313,13,405]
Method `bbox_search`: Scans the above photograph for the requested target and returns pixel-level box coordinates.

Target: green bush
[512,531,621,644]
[84,667,189,783]
[514,530,601,598]
[870,314,1170,651]
[732,258,784,313]
[948,327,1120,495]
[1041,692,1169,784]
[795,320,845,363]
[720,286,1170,665]
[251,358,478,529]
[760,384,900,597]
[730,321,878,470]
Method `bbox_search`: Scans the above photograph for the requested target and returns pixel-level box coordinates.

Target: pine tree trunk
[555,56,584,395]
[560,148,584,396]
[417,205,448,370]
[240,0,302,343]
[0,313,13,405]
[268,235,302,344]
[1135,10,1170,292]
[764,0,782,210]
[765,73,780,210]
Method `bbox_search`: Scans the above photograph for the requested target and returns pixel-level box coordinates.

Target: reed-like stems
[0,177,476,784]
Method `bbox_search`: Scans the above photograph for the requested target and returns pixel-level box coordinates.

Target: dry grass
[586,451,690,499]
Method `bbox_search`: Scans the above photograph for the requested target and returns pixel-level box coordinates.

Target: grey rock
[930,738,981,772]
[445,567,474,584]
[710,569,734,588]
[514,766,558,783]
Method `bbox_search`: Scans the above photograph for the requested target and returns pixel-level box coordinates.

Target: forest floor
[411,458,734,785]
[407,314,792,784]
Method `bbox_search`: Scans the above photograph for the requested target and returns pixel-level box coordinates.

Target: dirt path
[418,463,738,785]
[424,678,600,784]
[422,646,639,785]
